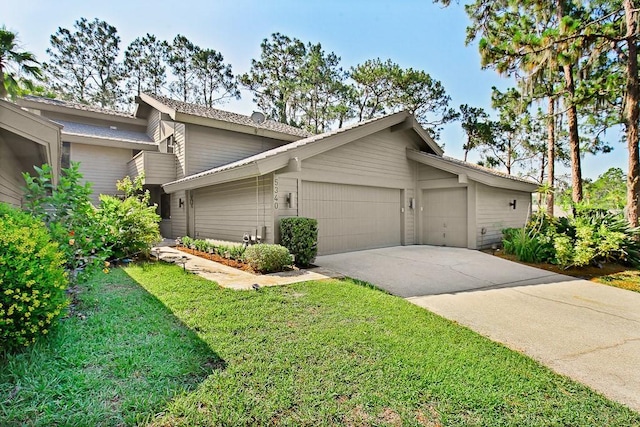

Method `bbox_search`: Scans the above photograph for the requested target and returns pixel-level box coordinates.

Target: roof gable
[407,149,539,192]
[138,93,312,141]
[162,111,441,193]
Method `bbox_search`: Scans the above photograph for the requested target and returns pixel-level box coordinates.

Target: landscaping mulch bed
[485,249,630,279]
[176,246,254,272]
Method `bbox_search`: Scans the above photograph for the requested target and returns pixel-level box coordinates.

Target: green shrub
[280,217,318,267]
[181,236,194,248]
[97,175,161,259]
[0,203,68,350]
[553,235,574,268]
[505,208,640,268]
[243,244,293,273]
[501,227,550,263]
[23,162,110,283]
[193,239,210,253]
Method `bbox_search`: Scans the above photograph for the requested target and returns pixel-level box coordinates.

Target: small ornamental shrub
[243,244,293,273]
[98,175,161,259]
[181,236,194,248]
[0,203,68,351]
[280,217,318,267]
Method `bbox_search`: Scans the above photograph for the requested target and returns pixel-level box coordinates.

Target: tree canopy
[0,26,42,99]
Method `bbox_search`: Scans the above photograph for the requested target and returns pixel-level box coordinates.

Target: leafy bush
[23,163,110,283]
[280,217,318,267]
[243,244,293,273]
[0,203,68,350]
[97,175,161,259]
[501,227,550,263]
[193,239,210,253]
[503,209,640,268]
[180,236,194,248]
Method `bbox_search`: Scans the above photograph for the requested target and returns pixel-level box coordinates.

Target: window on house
[61,142,71,169]
[160,193,171,219]
[166,136,175,154]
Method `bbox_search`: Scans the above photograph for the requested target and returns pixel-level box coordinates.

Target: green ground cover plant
[4,263,636,426]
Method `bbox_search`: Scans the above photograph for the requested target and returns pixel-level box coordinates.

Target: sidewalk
[151,244,339,290]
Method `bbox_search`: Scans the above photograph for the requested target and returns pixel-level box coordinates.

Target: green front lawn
[2,263,638,426]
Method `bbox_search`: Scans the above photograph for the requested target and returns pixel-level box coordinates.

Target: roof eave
[162,162,263,193]
[407,149,538,192]
[17,97,143,125]
[137,93,177,120]
[174,112,302,142]
[62,133,159,151]
[162,111,413,193]
[410,117,444,156]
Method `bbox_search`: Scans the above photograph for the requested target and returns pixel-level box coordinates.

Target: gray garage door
[301,181,402,255]
[422,187,467,247]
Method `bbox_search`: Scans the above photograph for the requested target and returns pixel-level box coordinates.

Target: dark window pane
[61,142,71,169]
[160,193,171,219]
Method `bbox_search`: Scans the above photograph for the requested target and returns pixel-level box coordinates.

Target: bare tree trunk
[546,96,555,216]
[557,1,582,204]
[563,65,582,203]
[624,0,640,226]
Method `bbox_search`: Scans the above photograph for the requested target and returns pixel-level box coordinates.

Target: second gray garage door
[301,181,401,255]
[422,187,467,247]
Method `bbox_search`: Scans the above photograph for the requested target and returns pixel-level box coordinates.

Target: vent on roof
[110,125,118,130]
[250,111,266,125]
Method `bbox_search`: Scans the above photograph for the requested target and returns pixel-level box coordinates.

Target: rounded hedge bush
[280,217,318,267]
[0,203,68,350]
[243,244,293,273]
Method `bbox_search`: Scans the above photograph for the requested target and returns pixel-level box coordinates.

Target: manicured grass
[594,269,640,293]
[0,266,219,426]
[3,262,639,426]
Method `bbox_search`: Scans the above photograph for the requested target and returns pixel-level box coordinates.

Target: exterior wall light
[509,199,517,209]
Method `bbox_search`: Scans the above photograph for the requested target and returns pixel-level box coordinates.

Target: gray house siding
[71,143,132,203]
[0,138,25,206]
[146,110,161,141]
[185,124,286,176]
[128,151,176,185]
[192,175,274,243]
[272,128,420,254]
[476,183,532,248]
[174,123,187,179]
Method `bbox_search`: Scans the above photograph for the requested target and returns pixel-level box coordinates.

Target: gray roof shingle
[421,152,537,185]
[143,93,312,139]
[55,120,155,144]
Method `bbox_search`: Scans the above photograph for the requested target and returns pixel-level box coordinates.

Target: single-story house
[0,99,61,206]
[15,94,538,255]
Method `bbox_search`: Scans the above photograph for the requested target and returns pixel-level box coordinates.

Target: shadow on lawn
[0,267,225,427]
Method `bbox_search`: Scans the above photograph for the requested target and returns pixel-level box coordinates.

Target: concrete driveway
[315,246,640,413]
[315,245,574,297]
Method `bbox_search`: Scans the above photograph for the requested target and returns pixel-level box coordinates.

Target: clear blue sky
[5,0,627,180]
